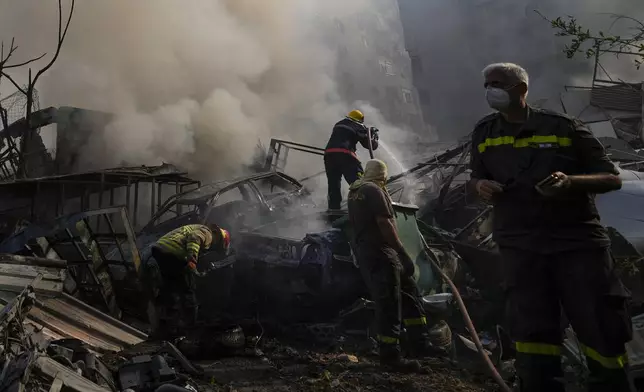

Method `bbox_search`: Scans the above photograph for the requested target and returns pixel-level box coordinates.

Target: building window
[379,59,394,75]
[418,88,430,104]
[411,56,423,75]
[386,86,398,101]
[402,89,414,104]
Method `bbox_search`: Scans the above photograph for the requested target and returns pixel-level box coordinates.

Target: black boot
[380,344,422,373]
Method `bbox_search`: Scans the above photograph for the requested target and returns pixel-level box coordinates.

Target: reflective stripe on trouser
[378,335,399,344]
[356,247,428,351]
[403,317,427,327]
[581,344,628,369]
[501,247,631,392]
[515,342,562,356]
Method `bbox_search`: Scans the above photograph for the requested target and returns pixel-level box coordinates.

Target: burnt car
[141,171,312,237]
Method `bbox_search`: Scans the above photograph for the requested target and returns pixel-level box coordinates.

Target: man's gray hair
[482,63,529,87]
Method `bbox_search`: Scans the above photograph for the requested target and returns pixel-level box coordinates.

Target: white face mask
[486,87,511,111]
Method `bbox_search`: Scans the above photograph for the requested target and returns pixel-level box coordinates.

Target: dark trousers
[324,153,364,210]
[151,247,198,330]
[500,247,632,392]
[357,246,428,357]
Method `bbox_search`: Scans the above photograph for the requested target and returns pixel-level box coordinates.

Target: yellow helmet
[346,109,364,123]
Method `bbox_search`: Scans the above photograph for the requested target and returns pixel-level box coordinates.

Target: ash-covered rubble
[1,105,644,390]
[0,107,483,392]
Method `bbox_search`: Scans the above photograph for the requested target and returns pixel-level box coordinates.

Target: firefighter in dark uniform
[348,159,430,372]
[151,224,231,335]
[469,63,631,391]
[325,109,379,210]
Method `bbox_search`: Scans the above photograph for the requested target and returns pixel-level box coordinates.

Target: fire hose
[419,233,512,392]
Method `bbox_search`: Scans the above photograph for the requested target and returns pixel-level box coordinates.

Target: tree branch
[535,10,644,69]
[0,71,28,96]
[4,53,48,69]
[31,0,75,89]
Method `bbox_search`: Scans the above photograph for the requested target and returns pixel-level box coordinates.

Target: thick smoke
[0,0,385,180]
[399,0,644,140]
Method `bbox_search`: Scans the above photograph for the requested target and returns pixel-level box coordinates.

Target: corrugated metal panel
[0,292,147,352]
[590,83,643,113]
[0,254,146,352]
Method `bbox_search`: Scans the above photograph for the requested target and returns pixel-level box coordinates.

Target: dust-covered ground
[119,336,501,392]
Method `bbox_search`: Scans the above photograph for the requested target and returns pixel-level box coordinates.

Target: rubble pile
[0,107,643,390]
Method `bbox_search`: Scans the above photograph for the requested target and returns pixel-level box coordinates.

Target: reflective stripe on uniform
[581,344,628,369]
[515,342,562,356]
[377,335,399,344]
[478,135,572,153]
[156,225,211,260]
[403,317,427,326]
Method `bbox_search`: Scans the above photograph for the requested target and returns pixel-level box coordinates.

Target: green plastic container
[333,202,437,294]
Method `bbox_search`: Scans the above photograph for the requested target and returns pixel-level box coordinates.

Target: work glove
[187,257,198,271]
[370,127,380,141]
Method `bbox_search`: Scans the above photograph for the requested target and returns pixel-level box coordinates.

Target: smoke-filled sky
[0,0,384,180]
[0,0,643,179]
[398,0,644,140]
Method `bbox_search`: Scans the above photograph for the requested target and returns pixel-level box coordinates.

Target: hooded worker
[348,159,431,372]
[151,223,231,336]
[324,109,379,211]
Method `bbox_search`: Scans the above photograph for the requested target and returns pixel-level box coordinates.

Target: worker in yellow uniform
[151,224,231,335]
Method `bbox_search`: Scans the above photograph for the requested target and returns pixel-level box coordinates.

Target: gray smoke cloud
[0,0,389,181]
[400,0,644,140]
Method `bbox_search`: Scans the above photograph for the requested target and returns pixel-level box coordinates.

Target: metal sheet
[591,83,643,113]
[0,254,67,297]
[627,313,644,368]
[0,254,146,352]
[0,291,146,352]
[596,174,644,255]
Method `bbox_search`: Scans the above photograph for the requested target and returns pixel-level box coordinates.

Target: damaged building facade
[329,0,429,137]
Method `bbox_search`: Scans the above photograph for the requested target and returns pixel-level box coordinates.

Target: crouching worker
[151,224,231,336]
[348,159,430,372]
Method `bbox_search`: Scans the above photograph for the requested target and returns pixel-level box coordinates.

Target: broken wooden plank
[35,356,110,392]
[48,377,63,392]
[0,254,67,269]
[0,264,65,281]
[0,276,63,296]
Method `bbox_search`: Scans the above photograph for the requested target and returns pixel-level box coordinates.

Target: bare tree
[0,0,75,178]
[536,11,644,70]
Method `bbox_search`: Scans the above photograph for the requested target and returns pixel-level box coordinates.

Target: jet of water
[378,140,407,174]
